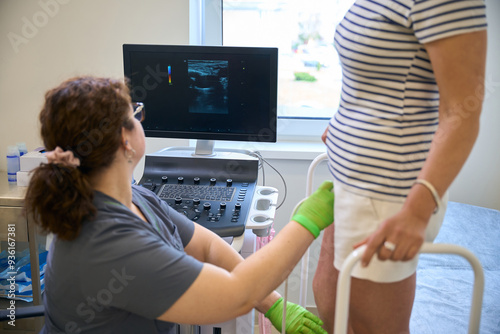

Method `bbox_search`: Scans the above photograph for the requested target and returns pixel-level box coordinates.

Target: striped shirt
[326,0,487,201]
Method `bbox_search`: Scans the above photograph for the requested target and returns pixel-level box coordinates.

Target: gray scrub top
[41,185,203,334]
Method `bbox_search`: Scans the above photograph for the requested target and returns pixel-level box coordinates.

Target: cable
[249,151,288,210]
[250,151,265,186]
[259,153,266,186]
[261,156,287,210]
[281,197,308,334]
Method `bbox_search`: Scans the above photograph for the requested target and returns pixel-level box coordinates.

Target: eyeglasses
[132,102,145,122]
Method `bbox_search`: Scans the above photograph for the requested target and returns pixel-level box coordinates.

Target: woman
[312,0,488,333]
[25,76,334,333]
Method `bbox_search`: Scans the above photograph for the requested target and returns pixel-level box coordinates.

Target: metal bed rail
[334,243,485,334]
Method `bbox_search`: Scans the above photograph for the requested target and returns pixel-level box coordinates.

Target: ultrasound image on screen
[123,45,277,142]
[188,60,229,115]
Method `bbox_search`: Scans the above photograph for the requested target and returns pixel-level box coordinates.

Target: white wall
[0,0,190,170]
[0,0,499,309]
[447,0,500,211]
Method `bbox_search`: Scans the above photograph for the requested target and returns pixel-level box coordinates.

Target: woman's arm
[359,30,488,265]
[160,221,313,324]
[184,224,324,333]
[183,223,281,313]
[157,181,334,325]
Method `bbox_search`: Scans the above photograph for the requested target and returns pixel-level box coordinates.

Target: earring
[125,148,136,164]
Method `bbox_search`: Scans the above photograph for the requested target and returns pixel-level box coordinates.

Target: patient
[25,76,334,334]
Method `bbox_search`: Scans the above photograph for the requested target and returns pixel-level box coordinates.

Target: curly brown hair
[25,76,134,240]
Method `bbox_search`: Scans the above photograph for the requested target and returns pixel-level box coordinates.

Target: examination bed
[410,201,500,333]
[332,200,500,334]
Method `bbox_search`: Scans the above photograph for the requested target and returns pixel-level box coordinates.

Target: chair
[0,304,45,320]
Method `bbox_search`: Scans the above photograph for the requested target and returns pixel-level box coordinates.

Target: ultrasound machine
[123,44,279,333]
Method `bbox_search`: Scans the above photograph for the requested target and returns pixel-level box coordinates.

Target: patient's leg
[349,273,416,334]
[313,225,354,334]
[313,224,415,334]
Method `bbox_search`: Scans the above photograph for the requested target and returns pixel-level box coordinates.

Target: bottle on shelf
[17,142,28,156]
[7,145,21,183]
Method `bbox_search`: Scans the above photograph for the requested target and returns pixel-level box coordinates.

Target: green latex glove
[292,180,334,238]
[265,298,327,334]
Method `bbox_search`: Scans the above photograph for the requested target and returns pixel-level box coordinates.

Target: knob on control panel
[148,173,256,238]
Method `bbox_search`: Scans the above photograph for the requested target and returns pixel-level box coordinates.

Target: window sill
[207,140,327,161]
[142,137,327,163]
[135,138,328,183]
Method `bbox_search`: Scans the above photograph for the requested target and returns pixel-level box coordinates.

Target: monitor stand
[194,139,216,156]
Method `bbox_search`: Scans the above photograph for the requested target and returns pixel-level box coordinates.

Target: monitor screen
[123,44,278,144]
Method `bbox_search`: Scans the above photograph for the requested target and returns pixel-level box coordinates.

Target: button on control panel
[140,175,255,237]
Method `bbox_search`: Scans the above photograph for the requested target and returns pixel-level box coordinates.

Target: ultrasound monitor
[123,44,278,155]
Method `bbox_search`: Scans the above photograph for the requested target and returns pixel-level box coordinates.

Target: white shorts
[333,181,448,283]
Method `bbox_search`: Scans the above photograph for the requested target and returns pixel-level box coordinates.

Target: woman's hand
[292,181,334,238]
[321,127,328,144]
[265,298,327,334]
[354,207,428,267]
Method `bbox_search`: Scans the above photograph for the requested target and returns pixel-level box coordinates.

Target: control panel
[140,176,255,237]
[138,148,259,238]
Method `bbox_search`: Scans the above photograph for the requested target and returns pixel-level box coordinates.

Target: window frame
[190,0,331,142]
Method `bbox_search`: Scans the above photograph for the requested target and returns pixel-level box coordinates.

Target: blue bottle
[7,146,20,183]
[17,142,28,156]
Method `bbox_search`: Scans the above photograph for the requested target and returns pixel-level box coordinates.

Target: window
[195,0,356,140]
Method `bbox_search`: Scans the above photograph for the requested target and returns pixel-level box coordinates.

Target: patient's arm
[360,30,488,265]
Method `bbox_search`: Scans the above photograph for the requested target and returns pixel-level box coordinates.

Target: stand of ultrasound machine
[138,146,279,334]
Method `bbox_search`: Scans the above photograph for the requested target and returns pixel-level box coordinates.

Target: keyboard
[158,184,236,202]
